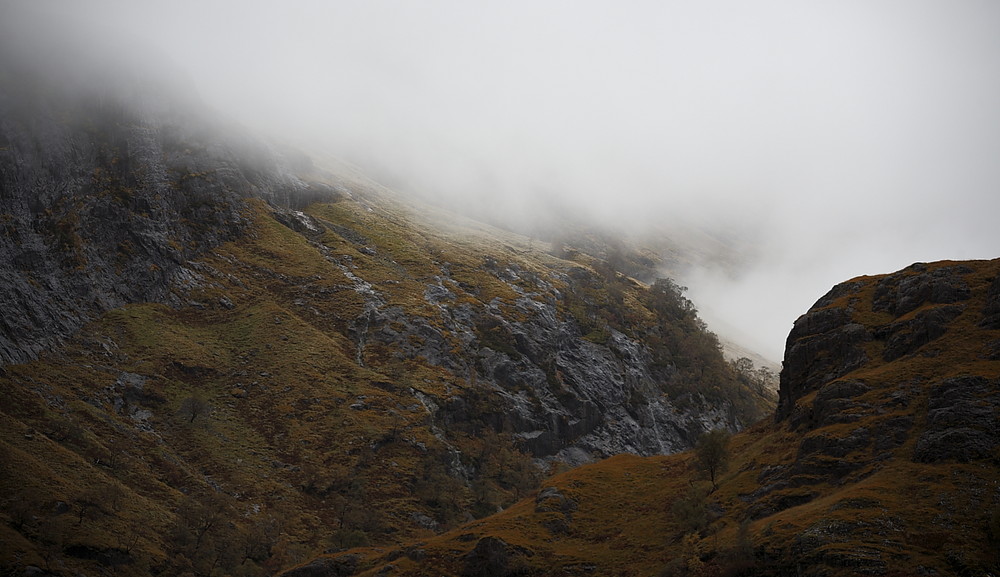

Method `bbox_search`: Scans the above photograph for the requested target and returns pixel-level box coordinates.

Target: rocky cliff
[0,47,340,365]
[0,39,774,576]
[328,258,1000,577]
[777,261,983,422]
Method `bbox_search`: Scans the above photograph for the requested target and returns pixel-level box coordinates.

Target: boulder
[280,554,360,577]
[462,536,533,577]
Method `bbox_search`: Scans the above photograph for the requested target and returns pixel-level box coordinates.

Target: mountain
[306,258,999,576]
[0,45,774,576]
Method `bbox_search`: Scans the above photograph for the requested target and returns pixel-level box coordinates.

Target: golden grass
[0,192,594,575]
[331,258,1000,577]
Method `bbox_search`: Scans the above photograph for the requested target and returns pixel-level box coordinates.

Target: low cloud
[7,0,999,359]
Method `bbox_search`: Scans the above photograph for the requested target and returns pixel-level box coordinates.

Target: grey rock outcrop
[756,259,1000,519]
[0,21,767,475]
[913,375,1000,463]
[0,50,333,366]
[981,271,1000,329]
[777,263,980,422]
[354,262,743,464]
[776,305,869,422]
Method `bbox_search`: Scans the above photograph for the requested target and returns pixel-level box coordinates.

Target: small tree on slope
[695,428,731,492]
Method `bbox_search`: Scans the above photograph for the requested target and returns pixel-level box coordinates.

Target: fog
[7,0,1000,360]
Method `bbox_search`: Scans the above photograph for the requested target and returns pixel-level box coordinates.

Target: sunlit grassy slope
[0,184,774,576]
[303,259,1000,577]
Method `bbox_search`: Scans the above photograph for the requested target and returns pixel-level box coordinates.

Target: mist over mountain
[0,16,780,573]
[1,3,999,576]
[5,0,999,359]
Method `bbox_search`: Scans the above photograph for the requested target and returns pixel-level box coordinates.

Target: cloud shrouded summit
[7,0,1000,359]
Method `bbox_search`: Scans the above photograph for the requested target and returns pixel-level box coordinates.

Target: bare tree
[176,493,230,551]
[116,519,143,554]
[240,515,280,566]
[178,395,212,424]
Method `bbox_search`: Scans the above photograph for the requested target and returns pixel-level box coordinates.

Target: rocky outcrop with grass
[342,258,999,577]
[778,262,984,422]
[0,51,340,365]
[0,45,774,575]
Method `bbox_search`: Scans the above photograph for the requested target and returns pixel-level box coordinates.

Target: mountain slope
[310,258,1000,576]
[0,38,338,365]
[0,63,773,575]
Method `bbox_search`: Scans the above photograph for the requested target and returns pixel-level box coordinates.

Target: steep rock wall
[0,70,334,365]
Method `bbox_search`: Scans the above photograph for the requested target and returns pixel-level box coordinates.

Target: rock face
[913,375,1000,463]
[778,263,979,421]
[333,253,759,464]
[760,260,1000,517]
[349,259,1000,577]
[0,26,778,575]
[776,261,999,434]
[0,49,335,365]
[775,282,870,421]
[0,76,761,466]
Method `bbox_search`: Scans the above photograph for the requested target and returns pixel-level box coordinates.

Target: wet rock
[810,379,872,427]
[981,272,1000,329]
[0,63,320,366]
[913,376,1000,463]
[271,206,329,235]
[872,264,972,317]
[798,427,871,459]
[410,512,439,532]
[793,519,888,575]
[777,301,869,421]
[534,486,577,515]
[880,305,964,361]
[364,279,731,462]
[424,281,456,304]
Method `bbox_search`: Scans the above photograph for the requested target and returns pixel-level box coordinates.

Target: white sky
[8,0,1000,360]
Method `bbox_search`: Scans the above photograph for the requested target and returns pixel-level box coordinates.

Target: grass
[0,191,606,575]
[322,258,1000,577]
[20,177,979,575]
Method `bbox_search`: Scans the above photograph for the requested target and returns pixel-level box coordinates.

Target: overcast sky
[8,0,1000,360]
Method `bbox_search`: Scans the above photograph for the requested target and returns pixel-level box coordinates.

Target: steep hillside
[0,62,773,576]
[0,34,337,365]
[0,193,773,576]
[310,259,1000,577]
